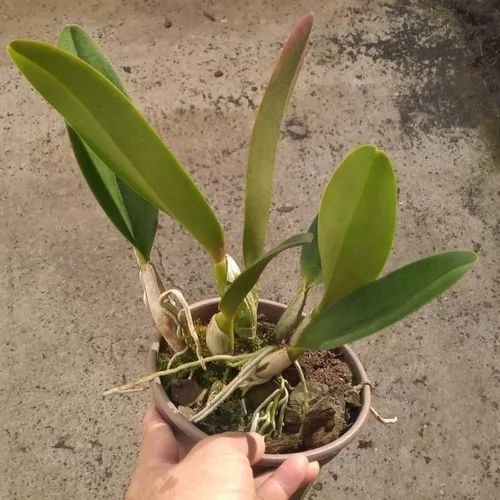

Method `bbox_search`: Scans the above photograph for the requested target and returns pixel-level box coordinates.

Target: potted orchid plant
[7,13,476,474]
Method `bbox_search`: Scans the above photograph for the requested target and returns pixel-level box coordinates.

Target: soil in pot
[157,316,362,453]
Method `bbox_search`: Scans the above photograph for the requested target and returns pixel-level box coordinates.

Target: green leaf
[220,232,313,320]
[319,145,397,306]
[243,13,314,267]
[8,40,225,263]
[57,25,126,93]
[57,25,158,262]
[300,215,322,288]
[67,129,158,261]
[293,251,477,350]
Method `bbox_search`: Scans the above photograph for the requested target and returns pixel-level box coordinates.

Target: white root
[102,348,273,396]
[190,346,276,423]
[160,289,206,369]
[370,406,398,424]
[276,386,290,435]
[112,387,149,395]
[250,377,289,436]
[294,360,308,426]
[250,386,283,432]
[167,346,189,370]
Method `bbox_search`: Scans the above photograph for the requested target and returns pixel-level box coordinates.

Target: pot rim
[148,298,371,466]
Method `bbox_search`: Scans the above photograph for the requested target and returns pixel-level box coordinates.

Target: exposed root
[250,385,283,432]
[109,387,149,395]
[350,379,396,424]
[370,406,398,424]
[160,289,206,369]
[190,346,276,423]
[294,360,308,428]
[102,348,274,396]
[159,297,182,341]
[167,346,189,370]
[276,381,292,436]
[250,377,290,437]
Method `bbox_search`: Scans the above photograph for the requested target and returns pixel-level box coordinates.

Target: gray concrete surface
[1,0,499,498]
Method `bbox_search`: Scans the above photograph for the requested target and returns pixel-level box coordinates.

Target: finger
[303,461,320,485]
[254,461,320,490]
[256,455,310,500]
[189,432,265,466]
[138,406,180,467]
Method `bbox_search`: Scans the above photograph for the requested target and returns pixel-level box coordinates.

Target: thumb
[187,431,266,466]
[257,455,312,500]
[138,407,180,467]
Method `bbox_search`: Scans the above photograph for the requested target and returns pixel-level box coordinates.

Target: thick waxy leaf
[243,13,314,267]
[8,40,225,262]
[319,145,397,307]
[57,25,126,93]
[300,215,322,288]
[220,232,313,320]
[57,25,158,262]
[67,129,158,261]
[294,251,477,350]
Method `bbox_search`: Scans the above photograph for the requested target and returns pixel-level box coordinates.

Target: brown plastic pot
[148,298,371,469]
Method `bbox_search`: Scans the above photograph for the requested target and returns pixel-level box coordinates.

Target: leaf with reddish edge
[243,13,314,267]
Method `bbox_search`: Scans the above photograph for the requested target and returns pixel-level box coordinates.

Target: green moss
[234,320,278,354]
[157,340,195,391]
[195,362,228,389]
[196,394,251,434]
[186,317,279,356]
[157,349,172,371]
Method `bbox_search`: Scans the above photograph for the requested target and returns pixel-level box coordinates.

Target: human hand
[126,407,320,500]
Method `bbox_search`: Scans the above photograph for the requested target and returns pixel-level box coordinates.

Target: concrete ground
[1,0,499,498]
